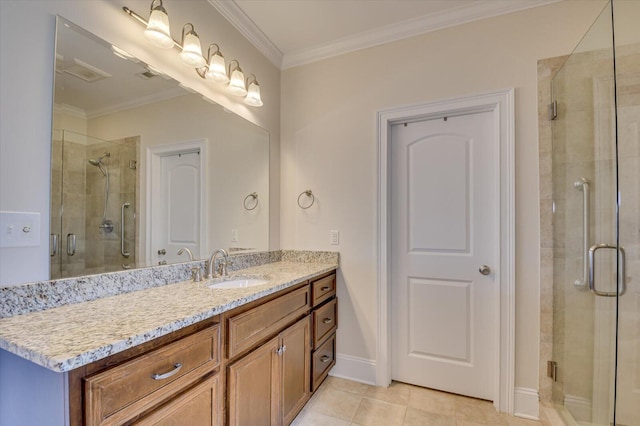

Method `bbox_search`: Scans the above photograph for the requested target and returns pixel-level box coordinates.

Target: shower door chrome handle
[66,233,76,256]
[50,234,59,257]
[121,202,130,258]
[588,244,626,297]
[574,178,590,290]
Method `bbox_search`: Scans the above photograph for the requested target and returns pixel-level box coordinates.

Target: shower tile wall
[85,136,139,274]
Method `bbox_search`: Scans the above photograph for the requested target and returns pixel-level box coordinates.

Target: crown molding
[86,87,186,120]
[208,0,283,69]
[282,0,562,69]
[207,0,561,70]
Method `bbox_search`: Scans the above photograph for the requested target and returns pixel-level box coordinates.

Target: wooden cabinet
[132,374,221,426]
[281,317,311,425]
[72,270,336,426]
[74,319,222,426]
[227,314,310,426]
[310,273,338,392]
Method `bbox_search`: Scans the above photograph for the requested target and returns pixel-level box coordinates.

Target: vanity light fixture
[143,0,173,49]
[244,75,263,107]
[179,23,206,68]
[123,1,263,107]
[227,60,247,96]
[204,44,229,83]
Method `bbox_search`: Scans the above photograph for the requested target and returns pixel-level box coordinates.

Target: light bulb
[179,25,206,68]
[144,3,173,49]
[227,66,247,96]
[244,80,263,107]
[205,51,229,83]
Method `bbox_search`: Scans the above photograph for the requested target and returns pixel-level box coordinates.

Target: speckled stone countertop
[0,260,337,373]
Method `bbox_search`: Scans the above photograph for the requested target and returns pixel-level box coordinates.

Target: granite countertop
[0,260,337,373]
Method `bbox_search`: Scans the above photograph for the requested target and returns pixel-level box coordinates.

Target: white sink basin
[206,276,270,289]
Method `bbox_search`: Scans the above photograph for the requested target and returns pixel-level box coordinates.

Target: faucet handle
[191,265,202,282]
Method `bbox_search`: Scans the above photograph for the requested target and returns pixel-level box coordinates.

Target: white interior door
[153,150,201,264]
[390,111,497,400]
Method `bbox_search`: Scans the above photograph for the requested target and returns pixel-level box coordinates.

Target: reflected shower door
[550,2,619,424]
[49,130,138,279]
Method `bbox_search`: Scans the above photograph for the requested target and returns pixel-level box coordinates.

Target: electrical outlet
[330,230,339,245]
[231,229,238,242]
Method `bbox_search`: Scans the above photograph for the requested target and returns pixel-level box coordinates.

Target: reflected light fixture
[227,60,247,96]
[244,75,263,107]
[205,44,230,83]
[179,23,206,68]
[143,0,173,49]
[123,1,263,107]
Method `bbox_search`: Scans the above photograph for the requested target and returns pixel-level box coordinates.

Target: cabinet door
[281,317,311,425]
[131,374,221,426]
[228,336,281,426]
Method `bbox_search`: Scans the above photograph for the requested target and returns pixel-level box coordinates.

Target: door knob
[479,265,491,276]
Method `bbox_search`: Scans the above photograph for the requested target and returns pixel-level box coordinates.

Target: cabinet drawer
[228,285,310,359]
[85,325,220,424]
[132,374,221,426]
[311,333,336,391]
[312,298,337,349]
[311,273,336,307]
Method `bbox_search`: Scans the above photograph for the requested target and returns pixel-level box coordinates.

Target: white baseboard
[514,387,540,420]
[329,353,376,385]
[563,394,592,422]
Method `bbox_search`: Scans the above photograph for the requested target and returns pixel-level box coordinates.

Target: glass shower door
[550,2,620,424]
[50,130,138,279]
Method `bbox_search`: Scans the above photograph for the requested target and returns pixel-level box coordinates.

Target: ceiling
[209,0,561,69]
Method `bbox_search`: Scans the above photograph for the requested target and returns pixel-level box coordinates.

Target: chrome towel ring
[243,192,259,210]
[297,190,315,209]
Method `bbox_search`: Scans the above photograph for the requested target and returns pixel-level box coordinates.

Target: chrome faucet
[207,248,232,279]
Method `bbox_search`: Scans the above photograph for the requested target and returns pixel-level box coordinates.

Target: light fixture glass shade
[205,52,229,83]
[179,31,206,68]
[144,8,173,49]
[244,80,263,107]
[227,68,247,96]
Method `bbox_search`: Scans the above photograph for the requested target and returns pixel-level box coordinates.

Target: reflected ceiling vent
[63,58,112,83]
[136,69,160,80]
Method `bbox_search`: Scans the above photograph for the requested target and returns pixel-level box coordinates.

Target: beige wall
[0,0,280,285]
[280,0,607,392]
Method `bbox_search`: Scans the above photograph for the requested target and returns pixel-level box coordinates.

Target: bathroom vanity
[0,252,338,426]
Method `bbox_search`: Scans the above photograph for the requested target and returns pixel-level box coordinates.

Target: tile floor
[292,377,555,426]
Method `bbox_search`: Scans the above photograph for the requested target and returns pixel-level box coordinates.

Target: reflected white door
[154,151,201,264]
[390,111,496,400]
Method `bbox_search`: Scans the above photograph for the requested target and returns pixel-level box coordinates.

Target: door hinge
[547,360,558,382]
[549,100,558,121]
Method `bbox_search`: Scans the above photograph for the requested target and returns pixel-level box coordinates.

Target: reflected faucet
[177,247,194,261]
[178,247,201,282]
[207,248,232,279]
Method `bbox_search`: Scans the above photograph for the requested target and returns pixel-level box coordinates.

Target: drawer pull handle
[321,286,331,291]
[322,318,333,324]
[152,363,182,380]
[320,355,331,363]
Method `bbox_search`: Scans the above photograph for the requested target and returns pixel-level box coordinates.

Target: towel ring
[243,192,258,210]
[297,190,315,209]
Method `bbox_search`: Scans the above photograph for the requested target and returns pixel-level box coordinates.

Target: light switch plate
[0,211,41,248]
[231,229,239,242]
[330,230,339,245]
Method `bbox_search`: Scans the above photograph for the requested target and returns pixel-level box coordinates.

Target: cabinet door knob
[320,355,331,363]
[322,318,333,324]
[321,286,331,291]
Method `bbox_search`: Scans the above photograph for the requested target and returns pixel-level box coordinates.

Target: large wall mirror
[51,17,269,279]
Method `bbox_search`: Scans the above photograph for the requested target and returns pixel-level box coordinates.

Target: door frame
[146,139,208,263]
[376,89,515,413]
